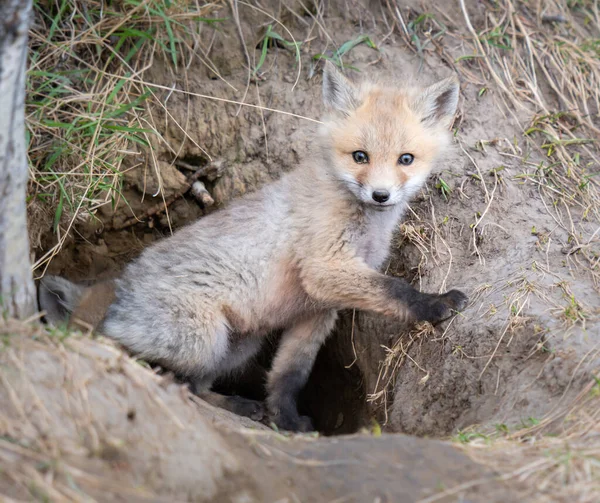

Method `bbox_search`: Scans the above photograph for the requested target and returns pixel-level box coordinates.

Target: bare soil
[1,320,523,502]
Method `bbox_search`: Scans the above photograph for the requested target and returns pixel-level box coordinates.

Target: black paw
[411,289,468,324]
[440,289,469,311]
[270,412,314,433]
[228,396,265,421]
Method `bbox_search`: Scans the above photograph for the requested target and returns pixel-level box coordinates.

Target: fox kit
[39,62,468,432]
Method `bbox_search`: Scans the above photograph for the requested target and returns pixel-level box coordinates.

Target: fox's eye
[398,153,414,166]
[352,151,369,164]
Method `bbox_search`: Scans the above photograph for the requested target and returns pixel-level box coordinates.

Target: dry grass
[0,316,266,502]
[473,0,598,279]
[0,317,165,501]
[445,377,600,503]
[368,321,436,422]
[26,0,225,276]
[387,0,600,281]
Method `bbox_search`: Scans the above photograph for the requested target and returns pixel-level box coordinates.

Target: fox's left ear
[413,76,460,128]
[322,61,358,115]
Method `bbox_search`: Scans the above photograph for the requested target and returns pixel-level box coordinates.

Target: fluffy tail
[38,276,84,326]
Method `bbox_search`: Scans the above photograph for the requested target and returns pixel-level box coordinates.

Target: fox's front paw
[232,396,266,421]
[269,411,314,433]
[411,289,468,324]
[440,289,469,311]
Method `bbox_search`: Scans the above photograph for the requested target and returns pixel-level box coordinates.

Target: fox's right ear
[413,75,460,128]
[322,61,358,114]
[38,275,83,326]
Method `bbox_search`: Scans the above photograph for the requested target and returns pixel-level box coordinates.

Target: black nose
[372,190,390,203]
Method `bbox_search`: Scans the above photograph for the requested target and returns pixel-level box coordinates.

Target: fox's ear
[413,76,459,128]
[322,61,358,114]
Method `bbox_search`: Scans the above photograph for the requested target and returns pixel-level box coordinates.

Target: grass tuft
[27,0,224,274]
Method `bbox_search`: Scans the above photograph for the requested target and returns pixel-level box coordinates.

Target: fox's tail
[38,276,84,326]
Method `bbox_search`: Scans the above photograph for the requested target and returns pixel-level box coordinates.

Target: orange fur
[70,281,116,330]
[329,87,449,197]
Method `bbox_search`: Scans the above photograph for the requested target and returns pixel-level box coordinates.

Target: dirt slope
[1,321,523,502]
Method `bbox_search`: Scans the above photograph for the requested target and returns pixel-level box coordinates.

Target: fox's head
[319,61,459,210]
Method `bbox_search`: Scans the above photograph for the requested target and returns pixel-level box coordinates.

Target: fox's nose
[372,189,390,203]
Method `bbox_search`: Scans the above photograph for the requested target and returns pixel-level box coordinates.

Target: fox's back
[102,174,316,343]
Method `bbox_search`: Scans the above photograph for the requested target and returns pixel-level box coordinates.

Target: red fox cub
[39,62,468,432]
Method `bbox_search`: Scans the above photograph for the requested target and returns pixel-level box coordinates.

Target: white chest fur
[354,205,405,270]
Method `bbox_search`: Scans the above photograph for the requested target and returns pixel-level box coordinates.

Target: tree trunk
[0,0,36,319]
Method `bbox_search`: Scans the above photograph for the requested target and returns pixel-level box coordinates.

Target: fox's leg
[190,334,265,421]
[105,300,265,420]
[301,257,468,322]
[190,377,264,421]
[267,310,338,432]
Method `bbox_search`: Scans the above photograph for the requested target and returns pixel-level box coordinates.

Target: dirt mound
[1,319,522,502]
